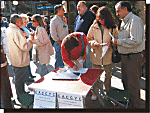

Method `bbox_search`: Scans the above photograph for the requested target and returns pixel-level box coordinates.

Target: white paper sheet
[109,32,115,40]
[67,68,88,74]
[33,88,56,108]
[52,70,81,80]
[57,92,84,108]
[100,45,109,59]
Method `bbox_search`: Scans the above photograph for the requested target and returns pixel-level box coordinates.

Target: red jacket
[61,32,87,68]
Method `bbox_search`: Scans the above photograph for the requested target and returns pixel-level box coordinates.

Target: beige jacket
[87,22,118,65]
[33,26,54,65]
[6,23,33,67]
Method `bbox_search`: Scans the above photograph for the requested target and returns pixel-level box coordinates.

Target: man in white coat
[6,14,34,99]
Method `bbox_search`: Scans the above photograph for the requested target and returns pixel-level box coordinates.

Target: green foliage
[105,1,140,26]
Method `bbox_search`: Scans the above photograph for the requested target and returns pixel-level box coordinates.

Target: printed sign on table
[33,88,56,108]
[57,92,84,108]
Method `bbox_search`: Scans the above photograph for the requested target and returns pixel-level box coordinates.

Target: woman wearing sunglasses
[31,14,54,77]
[87,6,119,100]
[61,32,87,71]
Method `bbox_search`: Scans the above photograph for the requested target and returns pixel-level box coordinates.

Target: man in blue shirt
[74,1,96,68]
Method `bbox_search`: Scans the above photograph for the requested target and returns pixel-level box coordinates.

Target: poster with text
[33,88,56,108]
[57,92,84,108]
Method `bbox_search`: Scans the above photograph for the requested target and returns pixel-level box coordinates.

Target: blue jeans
[53,42,64,69]
[83,45,92,68]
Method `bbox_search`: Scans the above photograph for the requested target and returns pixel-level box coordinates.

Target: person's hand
[23,31,29,38]
[30,32,35,40]
[73,65,78,71]
[112,39,117,45]
[82,55,87,61]
[63,16,67,24]
[93,42,100,47]
[56,40,62,46]
[103,42,112,48]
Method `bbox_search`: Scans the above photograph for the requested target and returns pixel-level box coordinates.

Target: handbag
[112,45,121,63]
[111,28,121,63]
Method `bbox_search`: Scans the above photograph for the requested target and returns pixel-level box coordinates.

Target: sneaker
[91,94,97,101]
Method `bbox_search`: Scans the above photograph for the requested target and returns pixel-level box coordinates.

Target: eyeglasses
[31,20,36,22]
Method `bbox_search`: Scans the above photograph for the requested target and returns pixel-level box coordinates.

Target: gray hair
[10,14,20,24]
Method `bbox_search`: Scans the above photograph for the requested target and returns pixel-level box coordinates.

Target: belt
[121,52,142,56]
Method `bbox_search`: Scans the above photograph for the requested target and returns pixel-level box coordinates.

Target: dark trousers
[121,53,143,108]
[12,65,30,98]
[1,65,13,108]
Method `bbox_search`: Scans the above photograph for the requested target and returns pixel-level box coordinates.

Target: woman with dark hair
[31,14,54,77]
[87,6,119,100]
[61,32,87,70]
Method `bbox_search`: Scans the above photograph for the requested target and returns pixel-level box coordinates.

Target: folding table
[28,68,105,108]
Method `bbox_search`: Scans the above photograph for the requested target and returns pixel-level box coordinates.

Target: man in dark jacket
[74,1,96,68]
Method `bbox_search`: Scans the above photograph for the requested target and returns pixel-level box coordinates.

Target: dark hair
[64,35,79,58]
[90,5,99,14]
[10,14,20,24]
[96,6,117,29]
[54,4,63,14]
[116,1,132,12]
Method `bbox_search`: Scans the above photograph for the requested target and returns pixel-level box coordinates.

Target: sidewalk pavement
[7,54,146,109]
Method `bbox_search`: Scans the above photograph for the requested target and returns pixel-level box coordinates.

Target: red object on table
[81,69,103,86]
[34,68,104,86]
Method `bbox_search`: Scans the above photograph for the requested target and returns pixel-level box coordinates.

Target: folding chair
[11,93,34,108]
[106,88,131,108]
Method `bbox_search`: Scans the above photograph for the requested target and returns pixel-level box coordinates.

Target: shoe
[91,94,97,101]
[30,76,36,78]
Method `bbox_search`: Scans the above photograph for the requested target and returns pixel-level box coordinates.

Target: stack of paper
[52,68,88,80]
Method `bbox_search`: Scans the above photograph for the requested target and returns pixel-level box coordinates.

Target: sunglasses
[32,20,36,22]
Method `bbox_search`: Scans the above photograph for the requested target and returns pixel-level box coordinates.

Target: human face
[98,17,105,26]
[115,5,126,20]
[77,2,86,15]
[58,6,65,17]
[16,17,23,28]
[31,18,39,28]
[23,18,28,26]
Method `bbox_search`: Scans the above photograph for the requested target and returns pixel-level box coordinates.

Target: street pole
[9,1,12,16]
[4,1,6,17]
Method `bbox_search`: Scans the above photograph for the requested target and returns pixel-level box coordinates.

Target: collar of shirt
[122,12,132,23]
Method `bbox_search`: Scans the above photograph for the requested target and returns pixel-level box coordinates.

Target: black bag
[112,46,121,63]
[111,28,121,63]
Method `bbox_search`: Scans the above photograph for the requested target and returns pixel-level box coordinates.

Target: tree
[106,1,140,27]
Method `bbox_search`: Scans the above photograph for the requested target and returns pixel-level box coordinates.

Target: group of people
[1,1,145,108]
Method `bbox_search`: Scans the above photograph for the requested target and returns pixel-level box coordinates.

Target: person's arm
[117,19,144,48]
[32,27,49,46]
[50,20,61,45]
[61,44,75,68]
[87,24,100,48]
[13,30,33,52]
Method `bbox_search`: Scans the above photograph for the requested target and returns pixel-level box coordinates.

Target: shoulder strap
[80,32,85,57]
